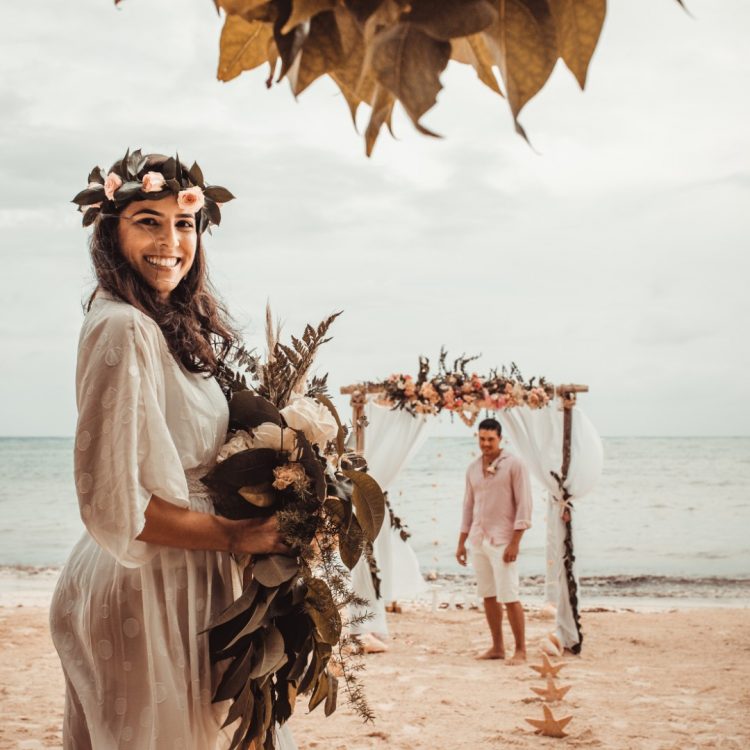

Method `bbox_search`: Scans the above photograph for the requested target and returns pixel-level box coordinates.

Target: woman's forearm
[136,494,288,556]
[136,495,233,551]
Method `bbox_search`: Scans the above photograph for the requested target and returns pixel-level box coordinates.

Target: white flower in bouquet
[216,430,254,463]
[280,394,338,449]
[216,424,298,464]
[251,422,299,455]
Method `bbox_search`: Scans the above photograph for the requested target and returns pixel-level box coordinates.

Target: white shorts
[470,539,520,603]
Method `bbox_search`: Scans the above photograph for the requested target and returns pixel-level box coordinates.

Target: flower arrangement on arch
[381,350,553,425]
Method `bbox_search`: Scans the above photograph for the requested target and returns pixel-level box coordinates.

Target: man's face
[478,428,501,456]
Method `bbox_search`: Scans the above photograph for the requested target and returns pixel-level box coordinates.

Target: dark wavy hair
[85,210,240,375]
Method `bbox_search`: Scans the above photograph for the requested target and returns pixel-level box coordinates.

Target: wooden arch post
[555,384,589,654]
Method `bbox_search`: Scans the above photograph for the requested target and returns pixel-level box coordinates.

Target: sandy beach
[1,600,748,750]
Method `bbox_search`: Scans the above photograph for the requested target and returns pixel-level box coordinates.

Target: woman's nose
[156,223,179,251]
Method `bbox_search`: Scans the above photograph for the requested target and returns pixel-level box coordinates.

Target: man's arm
[504,459,533,563]
[503,528,525,562]
[456,531,469,566]
[456,472,474,566]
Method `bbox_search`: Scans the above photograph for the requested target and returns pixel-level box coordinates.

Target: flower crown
[71,149,235,231]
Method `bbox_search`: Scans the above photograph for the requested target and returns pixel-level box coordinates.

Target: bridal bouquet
[206,311,384,750]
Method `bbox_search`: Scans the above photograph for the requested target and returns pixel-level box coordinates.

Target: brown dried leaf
[275,3,311,80]
[344,0,388,26]
[402,0,498,42]
[288,10,344,95]
[491,0,557,125]
[364,84,395,156]
[282,0,337,34]
[548,0,606,88]
[369,23,450,130]
[329,7,374,122]
[451,33,503,95]
[217,0,270,14]
[218,14,274,82]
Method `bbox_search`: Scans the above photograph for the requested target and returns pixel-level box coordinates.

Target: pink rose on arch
[141,171,166,193]
[104,172,123,201]
[177,186,205,213]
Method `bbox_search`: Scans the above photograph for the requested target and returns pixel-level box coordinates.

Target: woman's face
[117,195,198,301]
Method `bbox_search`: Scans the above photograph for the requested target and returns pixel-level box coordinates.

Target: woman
[50,150,294,749]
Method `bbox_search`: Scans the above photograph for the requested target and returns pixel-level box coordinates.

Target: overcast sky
[1,0,748,437]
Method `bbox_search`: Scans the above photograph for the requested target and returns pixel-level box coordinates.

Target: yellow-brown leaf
[402,0,498,42]
[288,10,344,95]
[451,33,503,95]
[364,84,394,156]
[548,0,606,88]
[492,0,557,119]
[218,14,274,82]
[282,0,337,34]
[369,23,450,129]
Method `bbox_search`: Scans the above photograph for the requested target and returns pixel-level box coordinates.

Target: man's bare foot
[506,650,527,665]
[476,648,505,660]
[359,633,388,654]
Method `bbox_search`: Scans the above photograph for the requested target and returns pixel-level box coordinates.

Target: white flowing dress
[50,292,296,750]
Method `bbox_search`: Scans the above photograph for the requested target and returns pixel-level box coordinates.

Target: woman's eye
[177,221,195,230]
[137,217,158,226]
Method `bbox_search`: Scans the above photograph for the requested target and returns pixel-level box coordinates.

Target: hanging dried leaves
[212,0,608,153]
[114,0,687,153]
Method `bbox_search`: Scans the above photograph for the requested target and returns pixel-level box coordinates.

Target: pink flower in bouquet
[104,172,123,200]
[420,382,439,403]
[177,186,205,212]
[272,462,310,493]
[442,389,455,407]
[461,382,473,395]
[527,391,541,408]
[141,171,166,193]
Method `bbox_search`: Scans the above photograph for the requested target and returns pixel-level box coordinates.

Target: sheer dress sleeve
[73,303,190,567]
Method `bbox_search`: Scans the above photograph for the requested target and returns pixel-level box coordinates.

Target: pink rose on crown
[177,186,205,212]
[104,172,123,201]
[141,171,166,193]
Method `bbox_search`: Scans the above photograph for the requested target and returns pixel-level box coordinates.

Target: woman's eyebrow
[131,208,164,217]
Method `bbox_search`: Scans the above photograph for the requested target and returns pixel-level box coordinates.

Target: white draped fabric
[349,401,431,636]
[499,405,603,650]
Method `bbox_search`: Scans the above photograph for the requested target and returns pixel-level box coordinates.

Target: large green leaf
[304,578,341,645]
[229,390,282,428]
[252,554,300,587]
[223,588,280,651]
[308,670,329,711]
[324,673,338,716]
[204,448,277,490]
[248,625,286,679]
[338,513,363,570]
[227,684,255,750]
[205,579,260,631]
[214,640,256,702]
[342,469,385,542]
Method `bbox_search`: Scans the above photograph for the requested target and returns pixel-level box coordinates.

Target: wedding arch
[339,353,603,654]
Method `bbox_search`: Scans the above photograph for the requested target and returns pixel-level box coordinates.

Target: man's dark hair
[478,417,502,436]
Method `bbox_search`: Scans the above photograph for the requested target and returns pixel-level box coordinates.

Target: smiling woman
[52,149,297,750]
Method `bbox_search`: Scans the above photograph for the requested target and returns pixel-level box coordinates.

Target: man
[456,418,532,663]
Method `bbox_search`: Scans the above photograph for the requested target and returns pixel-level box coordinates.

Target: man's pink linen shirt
[460,452,533,547]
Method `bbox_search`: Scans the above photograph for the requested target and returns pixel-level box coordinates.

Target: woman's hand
[229,516,292,556]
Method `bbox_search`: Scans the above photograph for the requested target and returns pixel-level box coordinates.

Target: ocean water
[1,436,749,602]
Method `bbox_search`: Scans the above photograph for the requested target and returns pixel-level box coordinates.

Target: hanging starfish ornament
[530,652,566,678]
[525,704,573,738]
[530,676,572,702]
